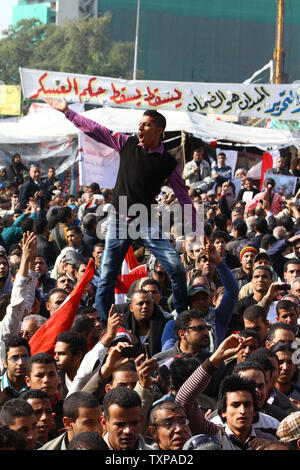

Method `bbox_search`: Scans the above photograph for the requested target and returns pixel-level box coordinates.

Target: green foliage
[0,13,141,84]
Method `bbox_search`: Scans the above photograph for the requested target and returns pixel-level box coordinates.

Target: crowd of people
[0,101,300,452]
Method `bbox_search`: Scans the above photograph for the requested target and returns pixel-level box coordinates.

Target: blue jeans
[95,214,187,323]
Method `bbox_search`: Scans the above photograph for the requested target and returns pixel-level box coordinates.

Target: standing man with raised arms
[45,97,203,324]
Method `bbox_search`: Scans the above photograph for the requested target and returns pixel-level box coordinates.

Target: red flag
[260,152,274,190]
[29,257,95,356]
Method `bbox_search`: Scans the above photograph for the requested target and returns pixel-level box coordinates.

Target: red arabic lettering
[30,73,107,101]
[79,77,107,102]
[30,73,74,99]
[144,86,182,108]
[110,83,142,104]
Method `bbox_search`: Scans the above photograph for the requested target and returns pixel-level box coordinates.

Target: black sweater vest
[111,136,178,216]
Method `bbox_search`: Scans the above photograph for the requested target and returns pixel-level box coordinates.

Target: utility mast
[273,0,285,84]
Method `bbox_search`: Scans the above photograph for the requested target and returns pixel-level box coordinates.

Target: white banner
[20,67,300,121]
[78,131,120,188]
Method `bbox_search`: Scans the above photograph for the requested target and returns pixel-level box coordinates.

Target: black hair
[4,334,31,357]
[260,234,277,250]
[20,217,34,233]
[33,218,48,235]
[276,299,298,315]
[56,330,88,358]
[174,309,205,340]
[0,399,34,426]
[109,362,138,385]
[211,229,230,243]
[143,110,166,131]
[0,293,11,321]
[66,225,82,235]
[266,322,295,344]
[284,258,300,272]
[0,423,26,450]
[169,354,200,392]
[26,352,57,377]
[233,359,266,378]
[72,315,94,335]
[254,217,268,234]
[57,207,72,223]
[270,341,294,355]
[20,389,50,401]
[238,329,260,345]
[67,432,109,450]
[47,287,68,301]
[103,387,141,419]
[63,392,100,421]
[247,350,273,376]
[243,305,267,323]
[140,278,162,293]
[217,374,258,421]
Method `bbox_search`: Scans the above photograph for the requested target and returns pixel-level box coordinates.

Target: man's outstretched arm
[45,97,129,152]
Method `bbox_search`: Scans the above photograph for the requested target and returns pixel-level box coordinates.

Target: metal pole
[273,0,285,84]
[133,0,140,81]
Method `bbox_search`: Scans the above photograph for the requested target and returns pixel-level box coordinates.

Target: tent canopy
[0,106,298,149]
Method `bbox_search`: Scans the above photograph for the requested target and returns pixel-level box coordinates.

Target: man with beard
[54,331,88,398]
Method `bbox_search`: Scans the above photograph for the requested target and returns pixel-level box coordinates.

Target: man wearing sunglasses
[0,335,30,405]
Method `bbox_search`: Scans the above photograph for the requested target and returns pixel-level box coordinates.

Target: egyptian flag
[114,246,147,303]
[259,150,280,189]
[29,258,95,356]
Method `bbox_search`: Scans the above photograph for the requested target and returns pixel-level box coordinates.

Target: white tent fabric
[0,105,299,149]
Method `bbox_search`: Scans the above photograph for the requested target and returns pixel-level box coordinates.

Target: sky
[0,0,18,35]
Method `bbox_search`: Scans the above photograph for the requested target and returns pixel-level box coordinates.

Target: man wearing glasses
[0,335,30,405]
[148,401,190,450]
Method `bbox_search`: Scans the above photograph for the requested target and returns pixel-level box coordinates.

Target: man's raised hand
[44,97,68,114]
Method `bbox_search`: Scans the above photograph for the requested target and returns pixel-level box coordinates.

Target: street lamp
[133,0,140,81]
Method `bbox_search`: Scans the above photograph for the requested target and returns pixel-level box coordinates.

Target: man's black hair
[33,218,48,235]
[140,278,162,293]
[57,206,72,223]
[143,110,166,131]
[47,287,67,302]
[266,322,295,344]
[20,389,51,401]
[56,330,88,358]
[103,386,141,419]
[248,350,273,376]
[0,293,11,321]
[284,258,300,272]
[280,215,294,233]
[169,354,200,392]
[174,309,205,340]
[217,374,258,421]
[0,423,26,450]
[243,305,267,323]
[72,315,94,335]
[26,352,57,377]
[233,359,266,378]
[211,229,230,243]
[63,392,100,422]
[20,217,34,233]
[0,399,34,426]
[238,328,260,345]
[270,341,294,355]
[4,334,31,357]
[233,219,247,237]
[276,299,298,315]
[66,225,82,235]
[67,431,109,450]
[254,217,268,235]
